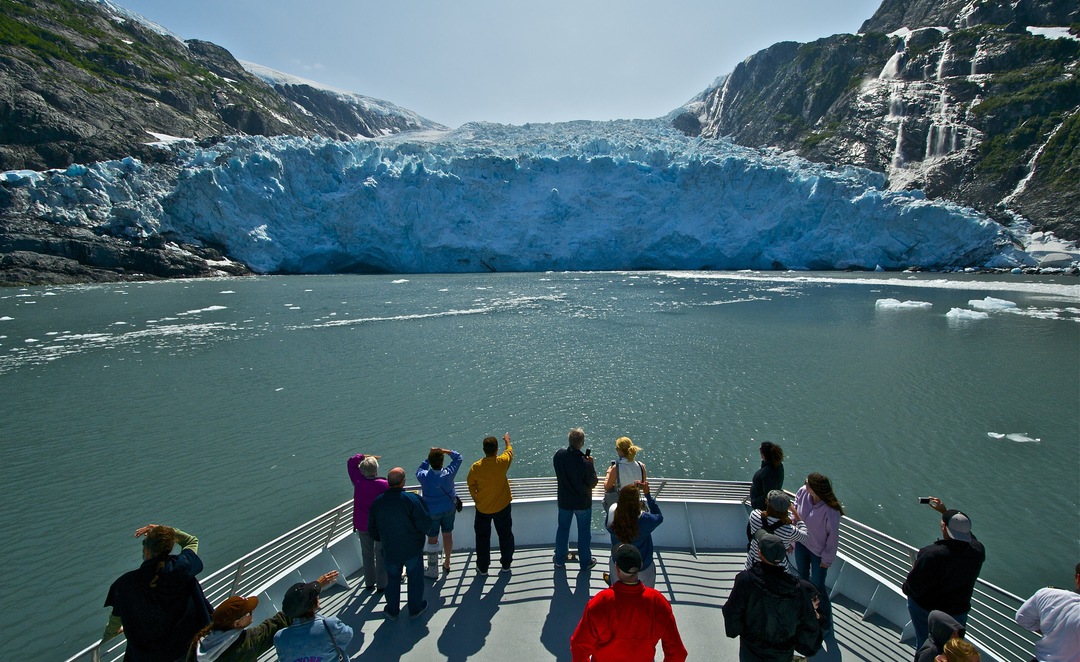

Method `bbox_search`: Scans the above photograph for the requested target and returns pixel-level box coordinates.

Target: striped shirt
[744,510,807,574]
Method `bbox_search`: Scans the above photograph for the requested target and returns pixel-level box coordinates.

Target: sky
[116,0,884,129]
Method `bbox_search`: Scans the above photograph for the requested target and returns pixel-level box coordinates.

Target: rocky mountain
[673,0,1080,241]
[0,0,444,173]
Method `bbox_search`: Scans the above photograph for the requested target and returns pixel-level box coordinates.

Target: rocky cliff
[0,0,444,283]
[0,0,444,173]
[674,0,1080,241]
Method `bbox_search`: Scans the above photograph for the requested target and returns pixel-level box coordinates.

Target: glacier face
[4,120,1036,274]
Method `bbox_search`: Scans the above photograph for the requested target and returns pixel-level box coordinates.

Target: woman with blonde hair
[603,436,646,510]
[605,481,663,587]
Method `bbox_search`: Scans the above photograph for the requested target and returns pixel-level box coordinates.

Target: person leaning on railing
[102,524,212,661]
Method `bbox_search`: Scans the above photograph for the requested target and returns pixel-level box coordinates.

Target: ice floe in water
[946,308,989,320]
[969,297,1017,311]
[875,298,932,309]
[987,432,1041,443]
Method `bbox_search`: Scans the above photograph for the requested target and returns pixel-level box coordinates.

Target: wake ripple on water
[293,293,570,330]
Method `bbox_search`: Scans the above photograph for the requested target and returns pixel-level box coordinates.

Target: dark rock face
[0,0,444,172]
[0,0,446,284]
[681,0,1080,240]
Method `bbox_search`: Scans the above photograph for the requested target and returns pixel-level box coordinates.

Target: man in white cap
[570,543,687,661]
[902,497,986,649]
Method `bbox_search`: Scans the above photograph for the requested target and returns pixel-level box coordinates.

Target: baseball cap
[614,544,643,574]
[282,581,320,618]
[211,595,259,628]
[754,528,788,565]
[943,510,972,542]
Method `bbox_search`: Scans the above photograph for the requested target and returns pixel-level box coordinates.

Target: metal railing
[64,478,1039,662]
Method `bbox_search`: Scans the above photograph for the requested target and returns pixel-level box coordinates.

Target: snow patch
[1026,27,1080,42]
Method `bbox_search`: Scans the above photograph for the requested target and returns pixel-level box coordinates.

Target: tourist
[605,482,663,587]
[553,427,598,570]
[902,497,986,649]
[186,594,290,662]
[466,431,515,575]
[745,490,807,575]
[347,451,389,591]
[272,572,351,661]
[794,472,844,629]
[103,523,212,661]
[602,436,646,511]
[748,441,785,510]
[915,610,968,662]
[723,530,823,660]
[417,446,463,575]
[1014,563,1080,662]
[369,467,433,620]
[570,544,687,661]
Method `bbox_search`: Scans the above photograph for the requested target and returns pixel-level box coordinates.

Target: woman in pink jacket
[794,472,844,630]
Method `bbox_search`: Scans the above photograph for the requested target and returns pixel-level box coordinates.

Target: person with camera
[417,446,463,575]
[553,427,598,570]
[902,497,986,649]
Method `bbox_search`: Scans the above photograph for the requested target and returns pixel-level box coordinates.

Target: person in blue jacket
[605,481,664,587]
[417,446,463,574]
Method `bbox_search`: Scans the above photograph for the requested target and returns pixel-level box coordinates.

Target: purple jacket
[794,485,841,566]
[348,453,389,532]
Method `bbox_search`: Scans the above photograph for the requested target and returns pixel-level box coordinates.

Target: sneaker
[384,607,399,621]
[553,555,566,568]
[477,568,488,576]
[582,557,597,570]
[499,566,512,574]
[409,600,429,620]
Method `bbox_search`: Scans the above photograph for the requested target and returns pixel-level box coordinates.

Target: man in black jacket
[723,530,823,661]
[902,497,986,649]
[552,427,598,570]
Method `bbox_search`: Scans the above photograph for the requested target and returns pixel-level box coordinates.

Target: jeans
[474,504,515,571]
[907,596,968,649]
[794,542,831,626]
[357,529,387,590]
[384,554,425,616]
[554,507,592,567]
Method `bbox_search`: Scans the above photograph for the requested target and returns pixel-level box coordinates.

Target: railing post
[323,509,343,550]
[228,559,247,596]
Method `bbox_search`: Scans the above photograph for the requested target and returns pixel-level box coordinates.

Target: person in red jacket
[570,544,687,662]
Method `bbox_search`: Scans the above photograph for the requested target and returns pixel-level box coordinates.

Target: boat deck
[292,547,912,662]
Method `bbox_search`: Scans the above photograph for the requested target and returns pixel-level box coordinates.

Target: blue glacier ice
[3,119,1042,273]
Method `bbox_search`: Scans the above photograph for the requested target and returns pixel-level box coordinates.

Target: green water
[0,271,1076,659]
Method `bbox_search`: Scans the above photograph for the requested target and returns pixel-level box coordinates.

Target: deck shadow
[538,565,594,661]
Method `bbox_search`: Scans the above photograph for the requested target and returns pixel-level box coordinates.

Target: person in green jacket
[185,572,336,662]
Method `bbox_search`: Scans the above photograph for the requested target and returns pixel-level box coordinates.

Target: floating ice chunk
[946,308,989,319]
[968,296,1017,311]
[177,306,227,316]
[392,279,410,284]
[0,316,12,321]
[876,298,932,309]
[1005,433,1040,443]
[219,290,236,294]
[986,432,1005,439]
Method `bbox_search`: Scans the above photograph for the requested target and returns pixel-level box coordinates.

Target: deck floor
[266,547,914,661]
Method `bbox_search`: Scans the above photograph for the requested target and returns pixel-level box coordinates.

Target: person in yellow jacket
[467,432,515,575]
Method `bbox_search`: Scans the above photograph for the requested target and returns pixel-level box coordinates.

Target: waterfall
[879,36,907,80]
[936,41,950,81]
[1002,112,1073,206]
[892,122,906,168]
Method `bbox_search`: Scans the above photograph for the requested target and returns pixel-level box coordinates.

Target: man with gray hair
[553,427,598,570]
[369,467,433,620]
[902,497,986,649]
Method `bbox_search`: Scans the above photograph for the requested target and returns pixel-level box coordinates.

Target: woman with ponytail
[602,436,647,510]
[103,524,212,661]
[794,472,845,630]
[605,481,664,587]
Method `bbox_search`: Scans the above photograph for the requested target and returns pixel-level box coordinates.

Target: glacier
[1,119,1052,274]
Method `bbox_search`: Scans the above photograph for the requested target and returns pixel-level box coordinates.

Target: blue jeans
[554,507,592,567]
[384,554,425,616]
[474,504,514,572]
[794,542,831,625]
[907,597,968,649]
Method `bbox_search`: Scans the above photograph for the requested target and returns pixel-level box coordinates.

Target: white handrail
[63,478,1039,662]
